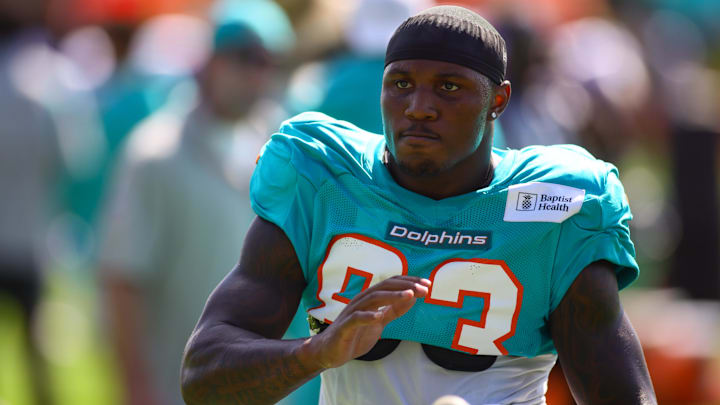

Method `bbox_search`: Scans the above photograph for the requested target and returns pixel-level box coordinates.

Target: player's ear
[488,80,511,121]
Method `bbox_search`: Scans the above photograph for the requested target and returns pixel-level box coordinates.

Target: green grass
[0,270,320,405]
[0,272,121,405]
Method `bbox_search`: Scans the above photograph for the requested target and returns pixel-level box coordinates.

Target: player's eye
[395,80,412,89]
[441,82,460,92]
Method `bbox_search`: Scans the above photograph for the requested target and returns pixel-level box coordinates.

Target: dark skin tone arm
[180,216,310,405]
[550,260,657,405]
[180,217,430,405]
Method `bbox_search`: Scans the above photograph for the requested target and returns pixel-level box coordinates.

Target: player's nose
[404,89,438,121]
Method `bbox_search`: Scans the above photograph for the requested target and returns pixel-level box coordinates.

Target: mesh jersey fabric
[250,112,639,358]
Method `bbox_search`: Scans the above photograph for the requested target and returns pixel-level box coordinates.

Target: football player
[181,6,656,404]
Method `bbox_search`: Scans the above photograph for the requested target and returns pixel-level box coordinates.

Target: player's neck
[384,138,496,201]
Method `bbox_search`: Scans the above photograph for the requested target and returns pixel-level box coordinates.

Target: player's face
[381,59,494,177]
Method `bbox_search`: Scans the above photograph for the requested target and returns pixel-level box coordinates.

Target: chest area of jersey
[304,182,562,356]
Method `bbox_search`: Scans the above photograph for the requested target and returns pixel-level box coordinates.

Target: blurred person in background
[286,0,422,134]
[4,0,109,278]
[619,3,720,402]
[0,0,60,404]
[97,5,297,404]
[48,13,210,273]
[58,17,183,256]
[492,16,562,149]
[640,5,720,301]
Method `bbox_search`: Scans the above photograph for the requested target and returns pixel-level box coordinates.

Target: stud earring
[491,112,498,119]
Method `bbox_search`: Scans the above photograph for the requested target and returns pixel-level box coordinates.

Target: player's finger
[385,275,432,288]
[349,289,415,312]
[345,283,427,315]
[355,277,430,299]
[390,275,431,285]
[340,310,384,328]
[377,294,417,324]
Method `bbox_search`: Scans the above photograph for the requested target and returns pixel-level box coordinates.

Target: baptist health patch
[504,182,585,223]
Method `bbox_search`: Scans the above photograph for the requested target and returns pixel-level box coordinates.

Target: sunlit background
[0,0,718,404]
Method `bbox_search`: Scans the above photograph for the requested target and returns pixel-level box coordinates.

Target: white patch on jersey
[503,182,585,223]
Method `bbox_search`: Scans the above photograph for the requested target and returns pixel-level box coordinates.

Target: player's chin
[396,156,442,177]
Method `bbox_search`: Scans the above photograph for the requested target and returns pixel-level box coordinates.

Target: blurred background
[0,0,718,404]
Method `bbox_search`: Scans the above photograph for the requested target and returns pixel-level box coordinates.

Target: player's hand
[305,275,430,369]
[310,275,431,368]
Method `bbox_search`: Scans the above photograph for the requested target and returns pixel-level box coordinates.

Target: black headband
[385,6,507,85]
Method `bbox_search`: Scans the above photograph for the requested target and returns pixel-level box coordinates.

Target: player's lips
[398,128,441,143]
[401,131,440,139]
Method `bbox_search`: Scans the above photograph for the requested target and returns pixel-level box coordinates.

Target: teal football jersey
[250,112,639,358]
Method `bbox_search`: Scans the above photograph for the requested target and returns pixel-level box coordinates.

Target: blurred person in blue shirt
[97,4,308,404]
[285,0,414,134]
[0,1,60,404]
[57,16,206,268]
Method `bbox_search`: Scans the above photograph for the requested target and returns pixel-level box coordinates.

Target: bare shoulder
[236,216,305,284]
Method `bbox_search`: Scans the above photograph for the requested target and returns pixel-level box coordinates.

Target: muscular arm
[549,261,656,405]
[180,217,314,404]
[181,217,429,404]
